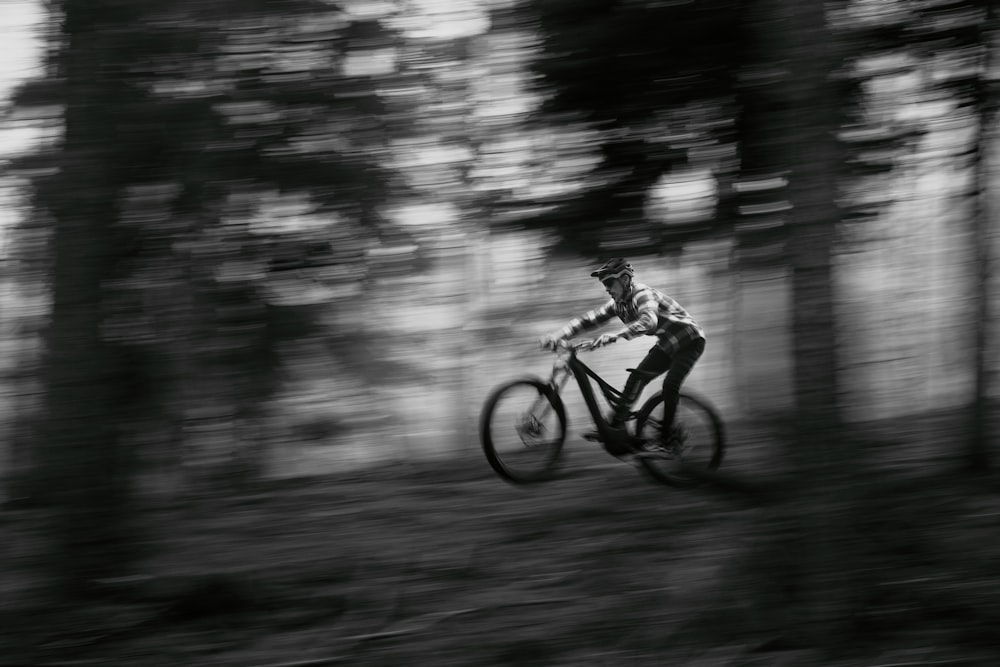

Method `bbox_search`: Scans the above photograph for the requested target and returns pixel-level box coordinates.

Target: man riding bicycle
[541,258,705,448]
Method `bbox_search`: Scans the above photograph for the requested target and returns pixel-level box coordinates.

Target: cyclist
[541,258,705,448]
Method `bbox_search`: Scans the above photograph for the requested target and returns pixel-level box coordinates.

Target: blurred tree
[511,0,741,255]
[842,0,999,470]
[734,0,853,646]
[922,0,1000,471]
[9,0,409,593]
[26,0,159,596]
[966,1,998,471]
[834,1,996,470]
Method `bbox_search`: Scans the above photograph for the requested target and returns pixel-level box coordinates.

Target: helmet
[590,258,634,281]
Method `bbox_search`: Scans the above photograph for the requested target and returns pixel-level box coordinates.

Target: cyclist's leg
[612,345,671,426]
[659,337,706,439]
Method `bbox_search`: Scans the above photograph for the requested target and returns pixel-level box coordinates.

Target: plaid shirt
[560,281,705,356]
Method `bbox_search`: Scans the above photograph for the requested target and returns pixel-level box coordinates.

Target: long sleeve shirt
[559,281,705,356]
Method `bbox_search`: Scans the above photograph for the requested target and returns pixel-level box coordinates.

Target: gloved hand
[539,334,562,350]
[589,333,618,349]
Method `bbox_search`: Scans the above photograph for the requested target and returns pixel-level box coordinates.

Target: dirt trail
[3,422,1000,666]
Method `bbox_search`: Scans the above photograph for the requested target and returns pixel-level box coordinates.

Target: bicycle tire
[633,391,724,487]
[479,378,567,483]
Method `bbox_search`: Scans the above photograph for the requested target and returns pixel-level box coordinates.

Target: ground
[2,416,1000,667]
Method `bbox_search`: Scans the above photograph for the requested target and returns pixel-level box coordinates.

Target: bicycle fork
[524,363,572,424]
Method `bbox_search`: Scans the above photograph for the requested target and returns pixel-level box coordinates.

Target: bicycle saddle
[625,368,659,377]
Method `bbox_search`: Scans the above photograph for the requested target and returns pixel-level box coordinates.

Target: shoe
[633,441,675,460]
[666,424,687,453]
[635,424,686,460]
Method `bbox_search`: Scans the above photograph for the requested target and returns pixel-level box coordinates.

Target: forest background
[1,0,1000,665]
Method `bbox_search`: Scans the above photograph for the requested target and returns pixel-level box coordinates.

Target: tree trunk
[968,5,998,472]
[735,0,857,647]
[39,0,141,596]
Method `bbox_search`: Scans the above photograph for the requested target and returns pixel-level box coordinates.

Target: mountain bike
[479,339,724,487]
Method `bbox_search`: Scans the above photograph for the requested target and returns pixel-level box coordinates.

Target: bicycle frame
[543,345,636,450]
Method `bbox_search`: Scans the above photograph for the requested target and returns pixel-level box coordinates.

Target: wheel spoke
[480,380,566,483]
[634,393,723,487]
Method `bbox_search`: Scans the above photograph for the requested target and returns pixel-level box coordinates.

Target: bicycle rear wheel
[633,391,724,487]
[479,378,566,483]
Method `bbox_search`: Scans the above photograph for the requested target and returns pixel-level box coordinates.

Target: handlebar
[542,338,600,353]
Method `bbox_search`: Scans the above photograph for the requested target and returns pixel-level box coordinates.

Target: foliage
[502,0,741,256]
[8,0,415,433]
[7,0,416,594]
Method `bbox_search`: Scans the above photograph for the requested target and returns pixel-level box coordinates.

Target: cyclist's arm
[615,288,658,340]
[558,300,615,339]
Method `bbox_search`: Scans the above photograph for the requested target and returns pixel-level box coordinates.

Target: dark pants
[615,338,706,433]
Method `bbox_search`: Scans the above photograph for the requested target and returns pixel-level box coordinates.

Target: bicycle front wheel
[479,378,566,483]
[634,391,724,487]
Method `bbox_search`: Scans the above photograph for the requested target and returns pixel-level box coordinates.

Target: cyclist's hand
[589,333,618,349]
[539,334,561,350]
